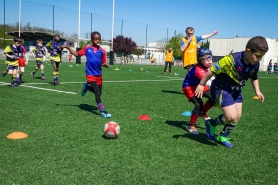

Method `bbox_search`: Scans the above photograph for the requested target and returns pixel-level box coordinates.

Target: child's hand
[256,91,265,103]
[25,61,28,66]
[60,45,67,50]
[194,84,205,98]
[102,63,110,68]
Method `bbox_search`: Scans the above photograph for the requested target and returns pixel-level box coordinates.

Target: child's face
[54,35,60,42]
[91,34,101,47]
[14,41,21,47]
[200,55,213,68]
[245,49,266,65]
[37,42,42,47]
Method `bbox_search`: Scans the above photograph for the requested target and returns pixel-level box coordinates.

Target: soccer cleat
[42,76,46,80]
[217,135,234,148]
[199,112,211,120]
[2,70,7,77]
[53,81,59,86]
[205,119,217,140]
[100,111,112,118]
[30,73,34,79]
[186,124,199,135]
[81,83,87,96]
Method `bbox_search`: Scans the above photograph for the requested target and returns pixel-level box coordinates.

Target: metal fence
[0,0,178,50]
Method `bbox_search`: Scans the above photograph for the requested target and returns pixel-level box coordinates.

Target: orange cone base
[6,132,28,140]
[138,114,151,120]
[253,95,260,99]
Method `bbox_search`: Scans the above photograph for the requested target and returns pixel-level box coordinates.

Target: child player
[2,37,24,87]
[61,31,112,118]
[46,34,62,85]
[31,39,46,80]
[274,63,278,75]
[182,48,214,135]
[17,44,28,83]
[266,59,272,74]
[195,36,268,148]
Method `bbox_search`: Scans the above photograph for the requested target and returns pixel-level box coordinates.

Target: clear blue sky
[1,0,277,46]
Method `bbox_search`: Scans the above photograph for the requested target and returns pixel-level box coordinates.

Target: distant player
[150,54,155,66]
[266,59,272,74]
[17,44,28,83]
[2,37,24,87]
[195,36,268,148]
[164,47,174,74]
[61,31,112,118]
[31,39,46,80]
[274,63,278,75]
[68,53,73,63]
[182,48,214,134]
[46,34,62,85]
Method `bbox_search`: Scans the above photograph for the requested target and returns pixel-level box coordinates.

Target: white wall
[210,37,278,71]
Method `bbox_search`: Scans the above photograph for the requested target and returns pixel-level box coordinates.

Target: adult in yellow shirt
[180,27,218,71]
[164,47,174,74]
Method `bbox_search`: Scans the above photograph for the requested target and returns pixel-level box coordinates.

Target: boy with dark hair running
[61,31,112,118]
[2,37,24,87]
[195,36,269,148]
[46,34,62,85]
[182,47,214,134]
[31,39,46,80]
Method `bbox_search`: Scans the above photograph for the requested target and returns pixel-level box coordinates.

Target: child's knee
[225,115,241,123]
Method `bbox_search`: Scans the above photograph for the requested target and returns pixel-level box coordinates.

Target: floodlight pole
[110,0,115,65]
[52,5,54,41]
[19,0,21,37]
[4,0,6,46]
[120,19,123,55]
[90,13,92,33]
[78,0,81,47]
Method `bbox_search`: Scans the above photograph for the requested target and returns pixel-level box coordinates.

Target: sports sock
[220,123,236,137]
[98,102,105,112]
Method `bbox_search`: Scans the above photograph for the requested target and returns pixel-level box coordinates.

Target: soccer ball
[206,76,215,87]
[104,121,120,139]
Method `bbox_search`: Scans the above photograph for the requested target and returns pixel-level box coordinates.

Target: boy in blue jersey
[46,34,62,85]
[31,39,46,80]
[2,37,24,87]
[61,31,112,118]
[182,48,214,135]
[195,36,268,148]
[266,60,272,74]
[274,63,278,75]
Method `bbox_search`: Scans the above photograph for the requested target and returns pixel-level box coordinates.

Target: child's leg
[18,66,25,82]
[52,61,59,84]
[10,68,18,86]
[2,65,8,77]
[200,90,214,119]
[40,63,45,79]
[186,97,204,135]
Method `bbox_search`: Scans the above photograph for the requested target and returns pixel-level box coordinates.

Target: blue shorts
[7,65,18,70]
[36,60,43,66]
[211,85,242,107]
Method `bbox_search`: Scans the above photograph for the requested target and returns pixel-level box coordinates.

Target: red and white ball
[104,121,120,139]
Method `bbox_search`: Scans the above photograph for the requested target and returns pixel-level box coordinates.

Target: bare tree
[156,37,167,53]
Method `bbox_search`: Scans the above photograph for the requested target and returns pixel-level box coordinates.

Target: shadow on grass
[165,120,216,146]
[56,103,99,115]
[161,90,183,95]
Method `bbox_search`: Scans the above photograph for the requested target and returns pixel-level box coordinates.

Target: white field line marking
[3,78,183,85]
[20,84,77,94]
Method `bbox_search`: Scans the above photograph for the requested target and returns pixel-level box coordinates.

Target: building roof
[7,31,76,42]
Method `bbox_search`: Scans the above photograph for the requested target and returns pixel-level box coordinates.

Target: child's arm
[194,70,214,98]
[250,79,264,103]
[102,63,110,68]
[60,45,79,57]
[4,53,16,59]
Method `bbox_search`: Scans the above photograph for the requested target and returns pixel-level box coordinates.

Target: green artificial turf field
[0,60,278,184]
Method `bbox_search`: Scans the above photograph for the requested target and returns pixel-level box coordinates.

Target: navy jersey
[183,64,208,88]
[77,45,106,76]
[211,52,259,92]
